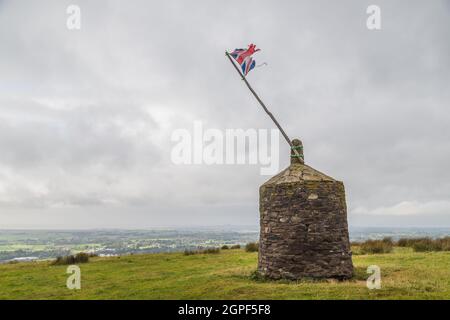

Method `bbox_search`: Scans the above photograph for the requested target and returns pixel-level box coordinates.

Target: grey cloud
[0,0,449,227]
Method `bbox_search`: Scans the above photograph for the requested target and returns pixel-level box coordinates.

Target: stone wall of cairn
[258,139,353,279]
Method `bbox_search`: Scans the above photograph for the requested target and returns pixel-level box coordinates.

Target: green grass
[0,248,449,300]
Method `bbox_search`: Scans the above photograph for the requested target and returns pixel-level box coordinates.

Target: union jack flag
[230,44,260,76]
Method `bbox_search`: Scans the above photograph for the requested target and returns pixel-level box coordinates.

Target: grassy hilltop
[0,247,449,300]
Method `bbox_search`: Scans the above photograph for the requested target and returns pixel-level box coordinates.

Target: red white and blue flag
[230,44,260,76]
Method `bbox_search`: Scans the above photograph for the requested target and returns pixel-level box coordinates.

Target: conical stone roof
[262,163,336,186]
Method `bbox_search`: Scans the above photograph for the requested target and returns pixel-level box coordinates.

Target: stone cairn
[258,139,353,279]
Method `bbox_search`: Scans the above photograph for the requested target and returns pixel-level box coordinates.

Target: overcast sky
[1,0,449,229]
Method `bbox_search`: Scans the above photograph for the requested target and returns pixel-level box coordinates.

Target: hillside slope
[0,248,449,299]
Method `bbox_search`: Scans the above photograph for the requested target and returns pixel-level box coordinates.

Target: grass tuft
[245,242,258,252]
[396,237,450,252]
[359,238,393,254]
[52,252,94,265]
[184,247,220,255]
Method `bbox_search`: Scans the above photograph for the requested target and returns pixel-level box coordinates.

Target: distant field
[2,228,450,263]
[0,247,449,299]
[0,229,260,262]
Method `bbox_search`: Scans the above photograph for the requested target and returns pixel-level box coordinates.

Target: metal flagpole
[225,51,302,160]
